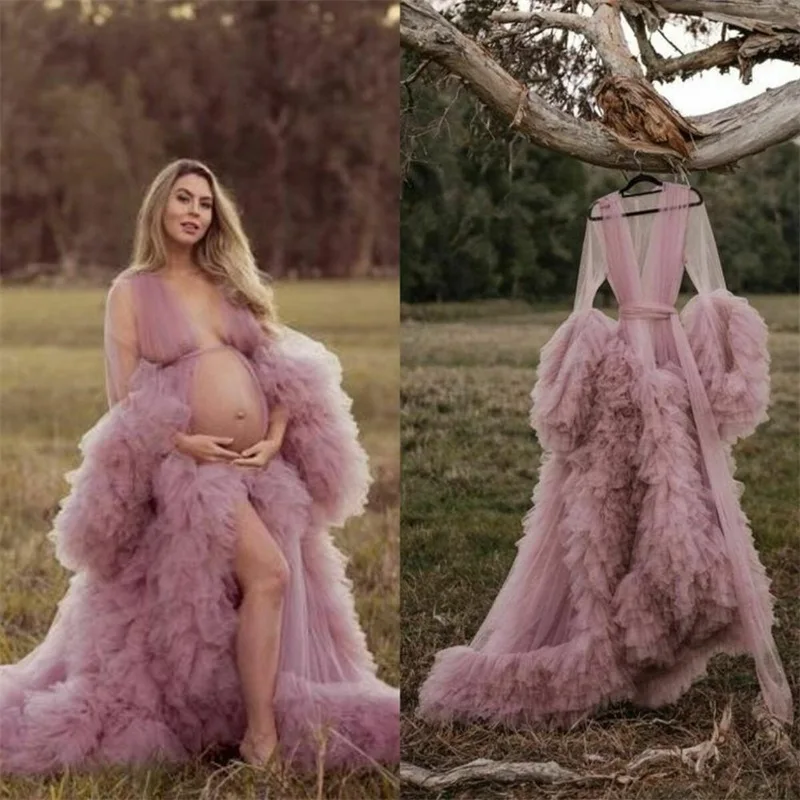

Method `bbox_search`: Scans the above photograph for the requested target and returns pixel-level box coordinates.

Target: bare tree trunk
[331,158,381,278]
[44,195,80,282]
[353,169,380,278]
[263,109,290,277]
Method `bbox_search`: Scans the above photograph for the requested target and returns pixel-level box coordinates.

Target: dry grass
[400,294,800,799]
[0,279,399,799]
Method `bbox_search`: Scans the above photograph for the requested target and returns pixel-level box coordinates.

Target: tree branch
[490,10,592,38]
[627,9,800,83]
[402,57,432,86]
[400,0,800,170]
[654,32,800,82]
[626,9,663,70]
[492,5,644,78]
[650,1,800,33]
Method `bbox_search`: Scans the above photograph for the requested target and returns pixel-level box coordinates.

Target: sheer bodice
[575,185,727,315]
[104,270,269,452]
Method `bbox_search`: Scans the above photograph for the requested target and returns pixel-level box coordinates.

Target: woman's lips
[181,222,199,233]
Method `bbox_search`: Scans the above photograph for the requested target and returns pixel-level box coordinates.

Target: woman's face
[162,173,214,248]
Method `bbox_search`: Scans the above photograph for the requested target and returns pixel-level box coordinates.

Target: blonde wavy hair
[129,159,278,334]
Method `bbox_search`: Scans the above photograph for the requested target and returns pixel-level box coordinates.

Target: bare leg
[232,499,289,765]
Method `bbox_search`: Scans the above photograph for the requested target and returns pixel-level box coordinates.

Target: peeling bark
[653,0,800,33]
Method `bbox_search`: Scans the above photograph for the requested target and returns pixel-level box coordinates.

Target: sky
[640,28,799,116]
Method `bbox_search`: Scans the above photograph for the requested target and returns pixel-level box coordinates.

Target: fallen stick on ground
[401,702,740,790]
[400,757,617,789]
[627,702,732,775]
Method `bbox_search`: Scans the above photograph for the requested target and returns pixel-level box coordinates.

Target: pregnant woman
[0,159,399,773]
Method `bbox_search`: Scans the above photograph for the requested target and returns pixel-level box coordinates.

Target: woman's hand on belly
[174,432,241,464]
[231,438,282,468]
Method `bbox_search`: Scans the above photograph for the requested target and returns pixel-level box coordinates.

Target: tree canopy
[1,0,400,281]
[401,63,799,302]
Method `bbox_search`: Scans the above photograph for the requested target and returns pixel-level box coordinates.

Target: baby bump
[188,348,268,453]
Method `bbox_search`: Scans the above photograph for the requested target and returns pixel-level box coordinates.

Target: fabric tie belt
[175,343,231,362]
[619,298,792,722]
[619,302,676,320]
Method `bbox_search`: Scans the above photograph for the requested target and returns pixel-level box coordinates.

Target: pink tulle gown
[0,268,399,774]
[418,183,794,729]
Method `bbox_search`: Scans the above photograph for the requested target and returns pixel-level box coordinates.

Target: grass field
[401,294,800,799]
[0,279,399,800]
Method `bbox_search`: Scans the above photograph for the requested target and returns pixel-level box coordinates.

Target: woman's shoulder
[109,266,152,291]
[106,268,158,320]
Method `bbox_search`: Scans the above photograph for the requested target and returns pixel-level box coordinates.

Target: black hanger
[621,173,663,196]
[588,174,703,220]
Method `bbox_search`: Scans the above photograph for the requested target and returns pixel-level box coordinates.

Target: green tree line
[401,57,799,303]
[1,0,399,282]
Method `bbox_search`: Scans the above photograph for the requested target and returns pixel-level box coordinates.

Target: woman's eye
[175,194,210,210]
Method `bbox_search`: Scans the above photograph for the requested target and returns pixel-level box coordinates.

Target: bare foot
[239,730,279,767]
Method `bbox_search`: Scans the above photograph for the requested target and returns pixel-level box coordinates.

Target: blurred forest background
[1,0,399,282]
[401,53,800,303]
[1,3,401,795]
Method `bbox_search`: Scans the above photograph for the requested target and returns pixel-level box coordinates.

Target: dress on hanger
[418,183,793,728]
[0,269,400,774]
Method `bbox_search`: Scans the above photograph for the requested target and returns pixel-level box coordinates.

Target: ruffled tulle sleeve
[680,290,770,443]
[250,327,371,528]
[104,276,140,408]
[50,273,193,578]
[530,309,615,452]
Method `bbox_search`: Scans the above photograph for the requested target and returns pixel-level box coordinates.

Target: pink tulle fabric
[418,184,793,728]
[0,270,400,774]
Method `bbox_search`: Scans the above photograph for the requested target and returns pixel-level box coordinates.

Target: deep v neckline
[607,187,672,287]
[153,270,230,350]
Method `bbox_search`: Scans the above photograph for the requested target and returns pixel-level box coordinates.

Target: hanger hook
[667,155,683,184]
[668,156,678,183]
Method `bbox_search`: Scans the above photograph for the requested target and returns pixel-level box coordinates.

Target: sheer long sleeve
[104,278,140,408]
[573,222,608,312]
[684,204,726,294]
